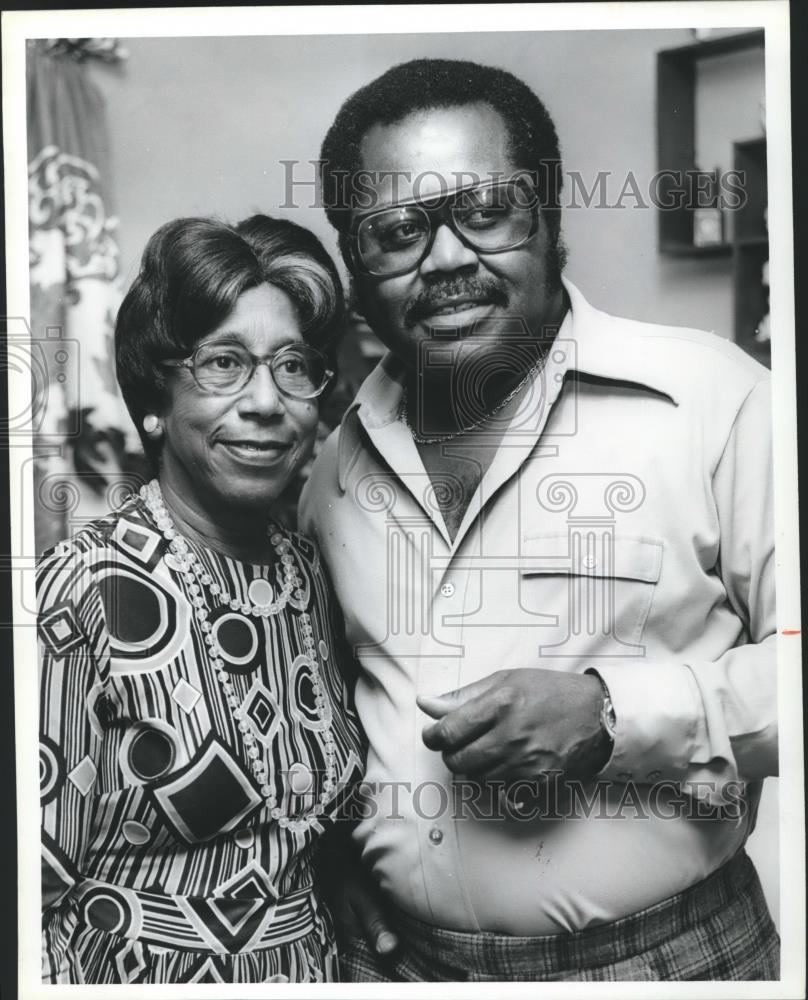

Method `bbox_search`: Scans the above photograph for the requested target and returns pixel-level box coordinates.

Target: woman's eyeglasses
[163,342,334,398]
[348,175,540,278]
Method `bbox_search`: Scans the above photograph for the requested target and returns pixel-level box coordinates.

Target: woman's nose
[419,223,479,275]
[238,362,285,416]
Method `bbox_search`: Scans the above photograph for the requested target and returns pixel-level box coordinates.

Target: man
[300,58,778,981]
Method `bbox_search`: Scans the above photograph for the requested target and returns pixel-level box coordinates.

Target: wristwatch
[587,669,617,752]
[600,690,617,745]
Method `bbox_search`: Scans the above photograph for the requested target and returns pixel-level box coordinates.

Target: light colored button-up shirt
[300,279,776,934]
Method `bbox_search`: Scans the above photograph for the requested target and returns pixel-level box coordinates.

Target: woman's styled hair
[320,58,566,270]
[115,215,344,469]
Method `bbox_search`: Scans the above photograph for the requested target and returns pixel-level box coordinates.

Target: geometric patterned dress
[38,493,365,983]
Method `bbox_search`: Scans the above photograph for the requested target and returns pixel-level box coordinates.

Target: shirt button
[429,827,444,845]
[618,771,633,781]
[440,582,455,598]
[583,556,596,570]
[647,770,662,782]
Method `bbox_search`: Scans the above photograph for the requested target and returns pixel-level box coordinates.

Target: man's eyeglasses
[163,342,334,398]
[348,175,540,278]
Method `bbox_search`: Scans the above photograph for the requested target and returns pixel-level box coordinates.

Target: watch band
[587,670,617,745]
[600,692,617,742]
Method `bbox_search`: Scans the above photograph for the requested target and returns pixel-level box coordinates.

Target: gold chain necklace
[401,353,547,444]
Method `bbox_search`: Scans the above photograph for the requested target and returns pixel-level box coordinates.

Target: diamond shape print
[171,678,201,714]
[242,681,281,748]
[68,756,97,796]
[247,693,273,734]
[208,896,264,936]
[115,939,148,983]
[112,518,163,570]
[52,619,71,641]
[215,859,277,901]
[187,956,228,983]
[39,602,84,656]
[148,736,262,844]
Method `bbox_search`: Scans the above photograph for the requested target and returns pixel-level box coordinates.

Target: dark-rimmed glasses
[348,175,540,278]
[162,342,334,398]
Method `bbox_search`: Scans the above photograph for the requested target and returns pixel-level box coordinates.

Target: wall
[696,47,766,183]
[86,29,778,927]
[92,28,745,333]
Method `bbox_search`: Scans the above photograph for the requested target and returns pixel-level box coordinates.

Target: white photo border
[3,3,802,998]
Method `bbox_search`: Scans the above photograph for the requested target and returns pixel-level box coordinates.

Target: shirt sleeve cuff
[589,661,702,782]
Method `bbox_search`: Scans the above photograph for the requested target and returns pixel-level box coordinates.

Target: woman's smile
[159,283,320,521]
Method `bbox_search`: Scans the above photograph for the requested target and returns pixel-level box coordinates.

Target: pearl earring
[143,415,161,435]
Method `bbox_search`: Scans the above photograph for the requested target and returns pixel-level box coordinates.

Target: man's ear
[339,232,359,276]
[348,277,369,317]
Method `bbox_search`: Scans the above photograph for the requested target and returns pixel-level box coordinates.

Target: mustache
[403,277,509,328]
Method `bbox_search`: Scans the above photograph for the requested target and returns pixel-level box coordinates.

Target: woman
[38,215,364,983]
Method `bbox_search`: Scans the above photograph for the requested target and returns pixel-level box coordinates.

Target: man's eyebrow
[352,174,528,217]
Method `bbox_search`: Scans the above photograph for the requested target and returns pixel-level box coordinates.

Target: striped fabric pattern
[38,494,364,984]
[74,878,318,953]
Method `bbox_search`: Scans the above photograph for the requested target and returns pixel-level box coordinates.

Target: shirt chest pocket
[517,531,663,658]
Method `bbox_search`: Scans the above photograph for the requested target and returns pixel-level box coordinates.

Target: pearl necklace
[401,352,548,444]
[139,480,337,832]
[141,480,298,617]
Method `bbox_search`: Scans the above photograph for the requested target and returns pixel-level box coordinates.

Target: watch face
[601,696,617,738]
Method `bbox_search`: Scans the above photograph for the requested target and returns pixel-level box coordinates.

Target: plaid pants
[340,850,779,982]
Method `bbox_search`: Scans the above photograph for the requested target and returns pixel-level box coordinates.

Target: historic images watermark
[347,315,655,658]
[279,162,748,212]
[279,771,750,824]
[5,316,146,624]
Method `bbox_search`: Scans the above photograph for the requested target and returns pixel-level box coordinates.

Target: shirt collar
[560,278,681,405]
[351,351,406,427]
[337,277,680,488]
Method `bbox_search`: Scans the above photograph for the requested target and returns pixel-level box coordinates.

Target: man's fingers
[421,692,498,752]
[416,694,455,720]
[375,931,399,955]
[417,674,498,716]
[441,730,512,777]
[348,879,399,954]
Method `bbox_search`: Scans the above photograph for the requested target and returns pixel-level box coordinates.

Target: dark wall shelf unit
[733,137,769,365]
[656,30,769,367]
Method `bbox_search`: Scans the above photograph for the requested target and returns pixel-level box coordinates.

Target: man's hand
[417,668,609,781]
[325,859,399,957]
